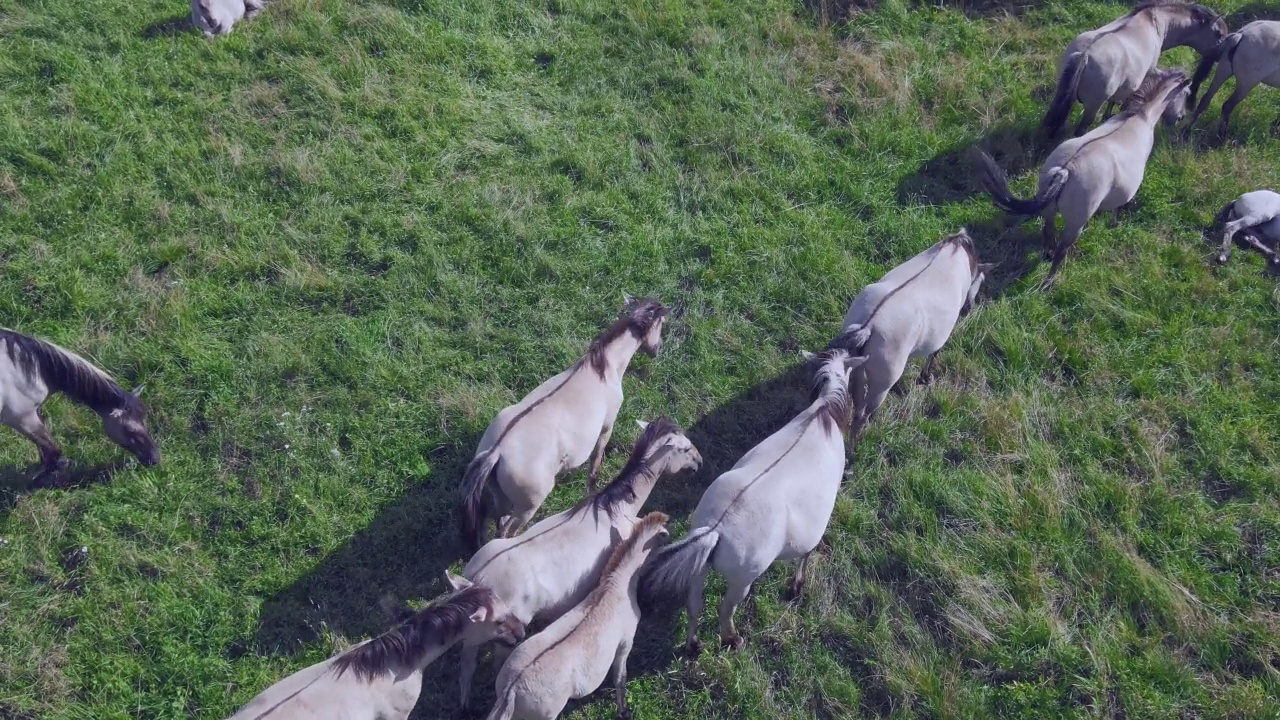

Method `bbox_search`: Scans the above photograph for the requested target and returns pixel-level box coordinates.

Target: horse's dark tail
[460,449,502,552]
[976,151,1069,216]
[1213,199,1236,229]
[1189,32,1240,108]
[1042,52,1087,138]
[828,324,872,354]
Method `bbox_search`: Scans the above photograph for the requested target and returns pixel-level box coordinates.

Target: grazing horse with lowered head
[485,512,670,720]
[1185,20,1280,135]
[457,419,700,708]
[982,69,1191,289]
[226,573,524,720]
[0,329,158,471]
[831,230,994,446]
[641,349,866,657]
[1212,189,1280,265]
[460,296,669,550]
[1042,0,1225,138]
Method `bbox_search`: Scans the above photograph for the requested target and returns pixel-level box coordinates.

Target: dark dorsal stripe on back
[1130,0,1221,25]
[331,585,494,681]
[828,232,973,353]
[0,329,137,415]
[574,417,680,519]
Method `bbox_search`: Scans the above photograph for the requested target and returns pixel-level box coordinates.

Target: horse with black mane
[0,328,158,472]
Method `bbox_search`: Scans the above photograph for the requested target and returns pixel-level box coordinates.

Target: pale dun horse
[191,0,265,38]
[832,230,993,445]
[1042,0,1225,138]
[457,419,701,708]
[460,296,670,550]
[486,512,670,720]
[982,69,1191,289]
[1185,20,1280,135]
[1212,189,1280,265]
[640,350,866,656]
[226,574,524,720]
[0,329,159,471]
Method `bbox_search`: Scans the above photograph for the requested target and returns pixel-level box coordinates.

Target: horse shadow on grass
[142,15,193,39]
[0,459,131,519]
[894,121,1044,208]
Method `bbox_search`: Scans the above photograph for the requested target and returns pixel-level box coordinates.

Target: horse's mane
[575,418,680,519]
[1119,68,1188,116]
[808,350,853,436]
[599,512,669,581]
[585,298,669,378]
[0,329,139,415]
[331,585,494,681]
[1129,0,1221,25]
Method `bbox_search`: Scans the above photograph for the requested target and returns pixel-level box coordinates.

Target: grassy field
[2,0,1280,717]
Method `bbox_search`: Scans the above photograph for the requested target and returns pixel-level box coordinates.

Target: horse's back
[842,242,946,329]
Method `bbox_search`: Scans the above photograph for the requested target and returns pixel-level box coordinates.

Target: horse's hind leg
[1242,231,1279,264]
[717,576,754,650]
[788,551,813,601]
[917,352,939,385]
[1040,212,1089,290]
[458,641,480,708]
[11,411,64,472]
[684,571,707,658]
[1218,81,1258,136]
[1073,97,1103,136]
[1041,209,1058,257]
[1220,213,1278,263]
[1187,68,1232,130]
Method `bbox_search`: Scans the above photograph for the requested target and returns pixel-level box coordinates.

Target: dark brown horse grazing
[0,329,159,471]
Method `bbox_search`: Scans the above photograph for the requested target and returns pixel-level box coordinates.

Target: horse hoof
[685,638,703,659]
[617,709,633,720]
[721,634,746,651]
[1217,254,1229,264]
[916,373,934,386]
[786,581,805,602]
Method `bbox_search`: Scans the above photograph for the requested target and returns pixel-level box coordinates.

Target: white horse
[1042,0,1225,137]
[456,418,700,707]
[191,0,265,38]
[832,230,993,444]
[226,574,523,720]
[981,69,1191,289]
[641,350,866,656]
[485,512,670,720]
[1185,20,1280,135]
[460,296,669,550]
[1213,189,1280,265]
[0,329,158,471]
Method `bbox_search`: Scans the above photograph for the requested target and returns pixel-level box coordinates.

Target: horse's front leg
[788,551,813,601]
[917,352,939,385]
[12,411,65,472]
[587,422,614,492]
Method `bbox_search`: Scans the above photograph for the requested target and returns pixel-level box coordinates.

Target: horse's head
[102,385,160,467]
[634,418,702,476]
[190,0,224,37]
[802,348,868,397]
[444,572,526,647]
[1159,71,1193,126]
[622,294,670,357]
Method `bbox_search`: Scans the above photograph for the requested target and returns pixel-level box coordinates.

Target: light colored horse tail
[640,526,719,603]
[485,684,518,720]
[1042,52,1088,137]
[460,449,502,552]
[977,151,1069,217]
[1189,31,1241,108]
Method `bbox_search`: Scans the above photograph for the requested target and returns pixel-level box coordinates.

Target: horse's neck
[1159,13,1201,50]
[620,462,663,516]
[598,332,642,377]
[400,631,460,675]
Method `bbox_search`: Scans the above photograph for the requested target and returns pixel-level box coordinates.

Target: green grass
[2,0,1279,717]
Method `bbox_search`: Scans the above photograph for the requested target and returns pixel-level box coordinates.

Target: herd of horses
[2,1,1278,719]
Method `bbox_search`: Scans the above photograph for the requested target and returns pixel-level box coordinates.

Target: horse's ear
[467,606,494,623]
[444,571,472,592]
[131,384,146,397]
[636,419,649,430]
[843,355,869,373]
